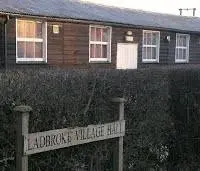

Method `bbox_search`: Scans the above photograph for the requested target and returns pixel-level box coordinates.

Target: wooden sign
[15,98,126,171]
[24,120,125,155]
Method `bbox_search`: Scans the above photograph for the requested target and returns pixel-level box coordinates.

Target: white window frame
[89,25,112,63]
[16,19,47,63]
[175,33,190,63]
[142,30,160,63]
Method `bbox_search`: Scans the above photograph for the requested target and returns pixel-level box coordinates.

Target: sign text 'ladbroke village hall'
[24,120,125,155]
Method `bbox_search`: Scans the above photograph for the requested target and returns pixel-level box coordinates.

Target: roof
[0,0,200,33]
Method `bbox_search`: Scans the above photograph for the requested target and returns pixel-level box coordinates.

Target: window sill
[16,60,47,65]
[89,59,111,64]
[142,60,159,63]
[16,57,47,64]
[175,60,189,64]
[89,61,112,64]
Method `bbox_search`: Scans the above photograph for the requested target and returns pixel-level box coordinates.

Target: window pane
[177,36,181,46]
[26,21,35,38]
[152,33,158,45]
[182,49,186,60]
[102,45,107,58]
[17,20,25,38]
[91,27,95,41]
[142,47,147,59]
[18,20,43,39]
[180,35,186,47]
[176,49,179,59]
[35,42,43,58]
[144,31,159,46]
[143,47,153,59]
[26,42,34,58]
[90,44,95,58]
[176,48,187,60]
[178,35,187,47]
[102,28,109,42]
[143,33,147,45]
[17,42,25,58]
[96,28,101,41]
[179,49,183,59]
[152,47,157,59]
[178,36,182,46]
[35,22,42,38]
[146,47,152,59]
[146,33,152,45]
[95,44,101,58]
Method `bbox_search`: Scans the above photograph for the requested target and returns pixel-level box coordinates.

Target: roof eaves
[1,11,200,34]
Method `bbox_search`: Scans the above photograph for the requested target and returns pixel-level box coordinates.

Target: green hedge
[1,67,198,170]
[169,68,200,168]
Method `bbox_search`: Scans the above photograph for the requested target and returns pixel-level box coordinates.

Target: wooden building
[0,0,200,69]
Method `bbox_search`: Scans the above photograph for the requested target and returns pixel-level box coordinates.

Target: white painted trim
[142,45,157,48]
[175,33,190,63]
[142,30,160,63]
[89,25,112,63]
[16,58,46,62]
[17,38,43,42]
[142,59,159,62]
[176,46,187,49]
[16,18,18,62]
[90,58,110,62]
[18,19,42,24]
[143,30,161,33]
[90,41,108,45]
[16,19,47,63]
[175,59,188,63]
[109,26,112,63]
[44,21,48,63]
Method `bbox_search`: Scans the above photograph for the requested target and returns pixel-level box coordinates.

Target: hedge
[0,67,199,170]
[168,68,200,169]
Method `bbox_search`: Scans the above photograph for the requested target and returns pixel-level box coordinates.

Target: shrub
[0,68,174,170]
[169,68,200,168]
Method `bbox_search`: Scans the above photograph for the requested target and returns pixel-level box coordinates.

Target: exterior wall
[5,17,200,69]
[189,34,200,64]
[0,23,4,67]
[47,22,116,69]
[7,18,16,66]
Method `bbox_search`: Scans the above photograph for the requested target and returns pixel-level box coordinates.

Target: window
[142,30,160,62]
[16,19,47,63]
[175,33,190,63]
[89,25,112,62]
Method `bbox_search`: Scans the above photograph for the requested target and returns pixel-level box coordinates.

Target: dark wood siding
[7,18,16,66]
[189,34,200,64]
[47,22,64,66]
[63,22,89,67]
[168,32,176,64]
[5,17,200,68]
[0,23,4,67]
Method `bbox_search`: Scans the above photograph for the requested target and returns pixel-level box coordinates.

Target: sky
[82,0,200,17]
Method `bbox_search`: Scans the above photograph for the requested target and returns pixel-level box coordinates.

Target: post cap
[111,98,126,103]
[14,105,32,113]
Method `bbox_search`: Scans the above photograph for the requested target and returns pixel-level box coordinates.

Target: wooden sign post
[14,105,32,171]
[14,98,126,171]
[112,98,126,171]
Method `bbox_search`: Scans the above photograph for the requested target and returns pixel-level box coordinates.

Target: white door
[116,43,138,69]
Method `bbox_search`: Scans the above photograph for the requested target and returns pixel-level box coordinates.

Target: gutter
[0,11,200,35]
